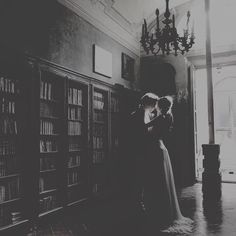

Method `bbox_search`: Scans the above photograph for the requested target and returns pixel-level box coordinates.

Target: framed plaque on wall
[93,44,112,78]
[121,53,134,81]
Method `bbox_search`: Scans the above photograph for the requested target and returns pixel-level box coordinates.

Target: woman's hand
[154,102,161,117]
[148,126,154,132]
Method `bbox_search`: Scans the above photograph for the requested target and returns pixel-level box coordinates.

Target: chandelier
[140,0,195,56]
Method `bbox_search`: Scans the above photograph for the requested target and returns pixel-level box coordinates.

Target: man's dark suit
[128,108,148,203]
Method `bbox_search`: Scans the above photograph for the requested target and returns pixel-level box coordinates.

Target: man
[128,93,159,205]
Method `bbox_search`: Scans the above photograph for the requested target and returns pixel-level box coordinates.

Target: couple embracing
[130,93,193,234]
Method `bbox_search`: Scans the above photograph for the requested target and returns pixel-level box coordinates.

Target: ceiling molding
[102,1,136,34]
[103,0,115,12]
[57,0,140,56]
[187,48,236,69]
[144,0,194,30]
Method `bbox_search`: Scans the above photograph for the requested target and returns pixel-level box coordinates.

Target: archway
[141,62,176,96]
[194,66,236,182]
[214,75,236,182]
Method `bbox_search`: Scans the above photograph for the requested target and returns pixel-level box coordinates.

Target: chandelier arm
[140,0,195,56]
[150,40,161,55]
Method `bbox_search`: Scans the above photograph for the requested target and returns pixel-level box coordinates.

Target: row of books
[0,98,15,114]
[40,158,56,171]
[94,110,106,122]
[0,140,16,155]
[0,118,17,135]
[0,178,20,203]
[40,102,58,118]
[111,96,120,112]
[92,151,105,164]
[0,77,17,94]
[68,155,81,168]
[93,92,105,110]
[92,183,103,194]
[11,211,23,224]
[40,140,58,153]
[93,124,105,137]
[68,88,82,105]
[40,120,57,135]
[39,195,57,213]
[40,81,54,101]
[112,137,119,148]
[39,176,56,193]
[0,209,22,226]
[69,142,81,152]
[0,158,18,177]
[93,136,105,149]
[68,121,82,136]
[68,107,82,120]
[67,171,79,185]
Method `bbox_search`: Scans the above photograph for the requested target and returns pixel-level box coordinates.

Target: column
[202,0,221,200]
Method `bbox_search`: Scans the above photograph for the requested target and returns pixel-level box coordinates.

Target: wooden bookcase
[38,70,65,216]
[91,87,109,197]
[66,79,89,205]
[0,72,26,227]
[0,54,139,234]
[110,92,121,155]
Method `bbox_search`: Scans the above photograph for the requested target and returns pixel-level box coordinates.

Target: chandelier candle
[140,0,195,56]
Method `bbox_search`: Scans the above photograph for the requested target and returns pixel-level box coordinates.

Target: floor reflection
[26,183,236,236]
[179,183,236,236]
[203,199,223,233]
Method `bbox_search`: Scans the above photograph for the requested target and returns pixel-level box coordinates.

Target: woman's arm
[145,115,159,128]
[146,113,173,136]
[145,115,162,137]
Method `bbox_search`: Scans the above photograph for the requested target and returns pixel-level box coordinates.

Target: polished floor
[179,183,236,236]
[27,183,236,236]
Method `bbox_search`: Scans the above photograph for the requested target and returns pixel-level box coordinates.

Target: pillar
[202,0,221,199]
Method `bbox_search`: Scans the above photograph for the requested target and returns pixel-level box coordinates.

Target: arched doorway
[214,75,236,182]
[141,62,176,96]
[194,66,236,182]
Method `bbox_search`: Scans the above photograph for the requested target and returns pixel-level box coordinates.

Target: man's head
[158,96,173,114]
[140,93,159,110]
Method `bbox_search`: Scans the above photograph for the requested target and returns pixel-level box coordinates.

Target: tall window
[177,0,236,54]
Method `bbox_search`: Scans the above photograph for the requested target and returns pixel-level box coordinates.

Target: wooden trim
[26,54,133,90]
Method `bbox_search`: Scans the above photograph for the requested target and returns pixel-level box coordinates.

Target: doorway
[194,65,236,182]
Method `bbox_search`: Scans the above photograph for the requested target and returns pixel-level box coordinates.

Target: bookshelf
[38,71,64,215]
[66,80,88,205]
[110,93,121,154]
[0,75,24,227]
[91,87,109,197]
[0,54,139,234]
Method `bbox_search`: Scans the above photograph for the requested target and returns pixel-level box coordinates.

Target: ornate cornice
[57,0,140,56]
[187,46,236,69]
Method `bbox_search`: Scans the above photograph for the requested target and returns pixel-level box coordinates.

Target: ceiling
[59,0,193,55]
[59,0,236,63]
[113,0,192,26]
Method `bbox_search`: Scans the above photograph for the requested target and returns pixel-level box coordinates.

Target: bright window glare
[177,0,236,52]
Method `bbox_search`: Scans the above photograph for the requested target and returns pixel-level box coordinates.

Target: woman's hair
[158,96,173,114]
[140,92,159,107]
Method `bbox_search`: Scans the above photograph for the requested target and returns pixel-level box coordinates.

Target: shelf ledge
[67,197,88,207]
[0,219,28,232]
[39,206,63,218]
[0,197,21,206]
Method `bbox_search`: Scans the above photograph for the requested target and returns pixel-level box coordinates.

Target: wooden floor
[25,183,236,236]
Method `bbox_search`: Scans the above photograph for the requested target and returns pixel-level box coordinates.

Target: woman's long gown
[144,113,193,234]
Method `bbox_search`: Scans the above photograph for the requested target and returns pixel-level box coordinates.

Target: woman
[145,96,193,234]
